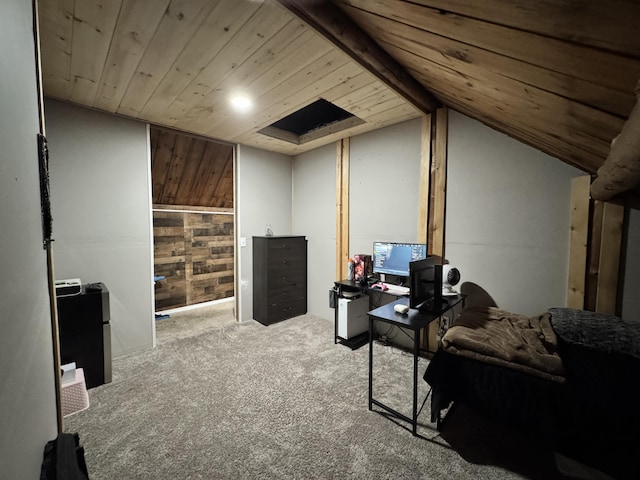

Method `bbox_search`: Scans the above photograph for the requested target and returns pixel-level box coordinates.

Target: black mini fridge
[56,282,111,389]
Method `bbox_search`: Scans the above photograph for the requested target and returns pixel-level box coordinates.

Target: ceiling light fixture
[230,95,253,113]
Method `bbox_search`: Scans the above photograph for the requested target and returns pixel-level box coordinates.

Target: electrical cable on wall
[37,133,53,248]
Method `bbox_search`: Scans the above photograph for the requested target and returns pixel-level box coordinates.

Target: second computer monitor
[409,256,444,312]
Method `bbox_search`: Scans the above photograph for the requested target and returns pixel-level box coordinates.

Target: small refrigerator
[56,282,111,389]
[337,295,370,339]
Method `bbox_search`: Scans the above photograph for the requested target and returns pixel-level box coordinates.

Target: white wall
[293,113,582,320]
[237,145,293,321]
[46,100,154,356]
[446,111,582,315]
[349,120,423,254]
[293,143,336,320]
[0,1,58,477]
[293,120,423,321]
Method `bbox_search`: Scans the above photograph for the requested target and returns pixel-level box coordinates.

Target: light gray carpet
[64,302,569,479]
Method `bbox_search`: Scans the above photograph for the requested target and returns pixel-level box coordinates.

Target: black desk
[368,295,465,435]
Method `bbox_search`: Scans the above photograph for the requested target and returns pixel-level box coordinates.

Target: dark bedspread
[425,306,640,480]
[550,307,640,358]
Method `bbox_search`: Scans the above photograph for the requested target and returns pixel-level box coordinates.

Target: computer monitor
[372,242,427,278]
[409,256,444,312]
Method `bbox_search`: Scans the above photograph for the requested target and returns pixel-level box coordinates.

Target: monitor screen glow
[372,242,427,278]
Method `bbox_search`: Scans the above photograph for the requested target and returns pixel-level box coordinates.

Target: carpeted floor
[64,301,574,479]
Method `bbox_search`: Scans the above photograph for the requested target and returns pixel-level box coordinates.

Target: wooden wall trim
[567,175,591,309]
[595,201,625,314]
[336,138,350,280]
[427,108,448,351]
[153,204,233,214]
[429,107,448,260]
[417,114,432,244]
[586,201,604,311]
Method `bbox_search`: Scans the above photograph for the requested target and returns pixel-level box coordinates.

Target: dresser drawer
[266,298,307,322]
[268,284,306,304]
[267,269,306,290]
[266,237,306,252]
[267,245,306,266]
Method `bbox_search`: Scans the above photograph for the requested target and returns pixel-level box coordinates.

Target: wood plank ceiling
[326,0,640,175]
[150,128,234,209]
[38,0,640,182]
[38,0,419,157]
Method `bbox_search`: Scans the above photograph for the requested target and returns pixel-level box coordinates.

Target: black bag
[40,432,90,480]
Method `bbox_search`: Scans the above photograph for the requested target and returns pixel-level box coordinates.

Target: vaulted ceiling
[39,0,640,180]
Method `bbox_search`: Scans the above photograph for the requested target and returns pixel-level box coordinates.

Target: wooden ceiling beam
[274,0,440,114]
[591,81,640,201]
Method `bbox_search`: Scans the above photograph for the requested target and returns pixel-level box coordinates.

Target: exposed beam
[274,0,440,114]
[591,81,640,200]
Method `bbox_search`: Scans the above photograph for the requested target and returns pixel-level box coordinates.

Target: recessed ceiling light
[230,95,253,113]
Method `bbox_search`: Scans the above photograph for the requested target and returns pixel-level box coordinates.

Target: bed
[424,305,640,480]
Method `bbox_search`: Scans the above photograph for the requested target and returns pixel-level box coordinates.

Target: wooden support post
[567,175,591,309]
[418,115,431,349]
[430,108,448,261]
[417,115,431,244]
[595,201,625,314]
[586,201,604,311]
[428,107,448,351]
[336,139,350,280]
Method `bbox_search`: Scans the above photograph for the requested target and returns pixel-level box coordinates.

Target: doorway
[149,127,235,313]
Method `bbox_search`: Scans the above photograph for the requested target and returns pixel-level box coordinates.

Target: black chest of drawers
[253,235,307,325]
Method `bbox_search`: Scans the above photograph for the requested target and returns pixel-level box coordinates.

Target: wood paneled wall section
[151,127,234,209]
[154,211,234,310]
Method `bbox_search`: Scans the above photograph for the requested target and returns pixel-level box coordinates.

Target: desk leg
[368,315,373,410]
[412,329,419,436]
